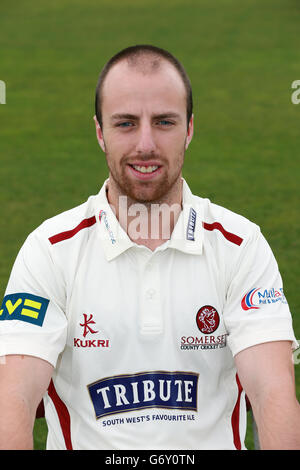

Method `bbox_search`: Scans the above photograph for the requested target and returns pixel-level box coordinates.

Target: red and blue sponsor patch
[241,287,287,311]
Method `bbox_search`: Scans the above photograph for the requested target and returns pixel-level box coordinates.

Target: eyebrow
[110,112,182,121]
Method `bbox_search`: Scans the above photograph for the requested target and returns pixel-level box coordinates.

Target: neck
[106,178,183,251]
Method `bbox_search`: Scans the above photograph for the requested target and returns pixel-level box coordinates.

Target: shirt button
[146,288,156,299]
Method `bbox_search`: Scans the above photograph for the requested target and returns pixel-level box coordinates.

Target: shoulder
[27,194,99,253]
[193,194,261,250]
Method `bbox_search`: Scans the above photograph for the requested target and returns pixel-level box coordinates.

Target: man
[0,45,299,450]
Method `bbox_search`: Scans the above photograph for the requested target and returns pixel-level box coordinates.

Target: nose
[135,121,157,155]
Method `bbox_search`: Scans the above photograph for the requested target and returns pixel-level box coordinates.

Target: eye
[116,121,134,128]
[157,120,174,126]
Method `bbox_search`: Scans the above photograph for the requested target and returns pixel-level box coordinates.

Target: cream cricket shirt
[0,179,297,450]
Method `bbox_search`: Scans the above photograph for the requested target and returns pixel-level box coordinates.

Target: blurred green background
[1,0,299,450]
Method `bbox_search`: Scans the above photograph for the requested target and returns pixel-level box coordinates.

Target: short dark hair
[95,44,193,129]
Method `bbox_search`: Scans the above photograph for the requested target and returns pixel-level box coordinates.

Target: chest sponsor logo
[0,293,49,326]
[241,287,287,311]
[73,313,110,348]
[87,371,198,419]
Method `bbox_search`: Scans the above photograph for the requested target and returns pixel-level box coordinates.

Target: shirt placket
[138,251,163,335]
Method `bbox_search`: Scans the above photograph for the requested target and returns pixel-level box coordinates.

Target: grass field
[1,0,300,451]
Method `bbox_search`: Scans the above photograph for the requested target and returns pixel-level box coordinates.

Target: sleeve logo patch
[241,287,287,311]
[0,293,49,326]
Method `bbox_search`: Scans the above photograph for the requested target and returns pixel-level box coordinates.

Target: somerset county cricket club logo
[180,305,225,350]
[196,305,220,334]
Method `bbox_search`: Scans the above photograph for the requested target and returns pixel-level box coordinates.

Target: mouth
[131,164,159,174]
[127,162,162,180]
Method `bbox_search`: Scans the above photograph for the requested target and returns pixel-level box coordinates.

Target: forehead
[101,59,187,115]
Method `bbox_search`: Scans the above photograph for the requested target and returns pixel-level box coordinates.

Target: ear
[93,115,106,152]
[185,114,194,150]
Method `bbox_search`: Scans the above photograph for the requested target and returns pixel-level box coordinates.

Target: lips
[127,161,163,180]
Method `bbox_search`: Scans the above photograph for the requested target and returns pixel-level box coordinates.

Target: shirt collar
[94,178,203,261]
[167,179,204,255]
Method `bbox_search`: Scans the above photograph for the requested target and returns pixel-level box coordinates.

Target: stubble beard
[105,148,186,208]
[104,146,186,242]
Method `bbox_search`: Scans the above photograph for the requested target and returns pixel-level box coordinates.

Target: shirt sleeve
[0,229,67,367]
[223,226,298,357]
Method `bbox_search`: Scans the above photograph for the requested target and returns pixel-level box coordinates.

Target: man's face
[95,59,193,204]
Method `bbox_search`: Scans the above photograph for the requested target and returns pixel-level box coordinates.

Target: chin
[128,191,162,204]
[126,182,170,204]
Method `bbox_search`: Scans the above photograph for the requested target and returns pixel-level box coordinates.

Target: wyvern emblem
[196,305,220,334]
